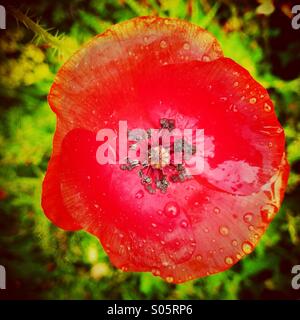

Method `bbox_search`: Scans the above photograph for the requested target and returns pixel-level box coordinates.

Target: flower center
[150,145,170,169]
[120,118,196,194]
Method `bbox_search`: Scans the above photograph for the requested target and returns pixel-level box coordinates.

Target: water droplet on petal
[135,190,144,199]
[152,268,160,276]
[243,212,253,223]
[219,226,229,236]
[160,40,167,48]
[264,102,272,112]
[180,220,188,228]
[202,55,210,62]
[232,240,238,247]
[229,104,238,112]
[242,241,254,254]
[166,276,174,283]
[225,256,234,265]
[213,207,220,214]
[183,42,190,50]
[164,202,180,217]
[248,225,255,231]
[196,254,202,261]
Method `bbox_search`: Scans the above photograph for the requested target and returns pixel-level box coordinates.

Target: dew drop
[190,241,196,247]
[213,207,220,214]
[232,240,238,247]
[264,103,272,112]
[157,209,163,215]
[160,40,167,48]
[180,220,188,228]
[152,268,160,276]
[260,203,278,223]
[248,225,255,231]
[135,190,144,199]
[151,223,157,228]
[242,241,254,254]
[183,42,190,50]
[164,202,180,217]
[243,212,253,223]
[202,55,210,62]
[194,201,200,207]
[225,256,234,265]
[219,226,229,236]
[229,104,238,112]
[166,276,174,283]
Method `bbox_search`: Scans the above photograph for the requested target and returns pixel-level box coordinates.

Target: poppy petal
[41,155,82,231]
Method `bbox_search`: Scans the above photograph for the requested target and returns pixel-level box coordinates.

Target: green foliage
[0,0,299,300]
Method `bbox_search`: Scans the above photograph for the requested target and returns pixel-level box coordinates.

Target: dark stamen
[122,120,197,194]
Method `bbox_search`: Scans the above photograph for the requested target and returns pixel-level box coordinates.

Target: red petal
[59,129,197,270]
[48,16,223,150]
[41,155,81,231]
[135,58,286,195]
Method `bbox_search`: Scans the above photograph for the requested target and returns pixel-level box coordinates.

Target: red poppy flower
[42,17,289,283]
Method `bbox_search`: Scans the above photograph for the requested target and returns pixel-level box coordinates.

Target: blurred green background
[0,0,300,300]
